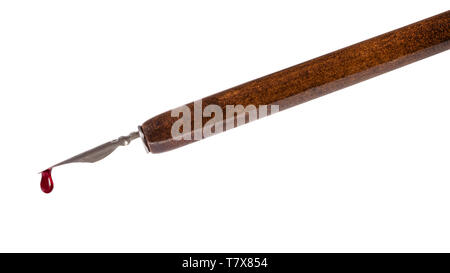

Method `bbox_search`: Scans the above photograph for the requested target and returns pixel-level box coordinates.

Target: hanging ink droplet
[40,168,54,194]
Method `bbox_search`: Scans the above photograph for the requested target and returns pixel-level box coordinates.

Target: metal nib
[44,131,140,171]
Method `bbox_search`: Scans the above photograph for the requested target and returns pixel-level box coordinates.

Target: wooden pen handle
[141,11,449,153]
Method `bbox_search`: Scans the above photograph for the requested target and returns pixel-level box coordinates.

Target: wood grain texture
[141,11,450,153]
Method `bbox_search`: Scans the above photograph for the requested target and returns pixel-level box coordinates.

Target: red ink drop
[40,168,54,194]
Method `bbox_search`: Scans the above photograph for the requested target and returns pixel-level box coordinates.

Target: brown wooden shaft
[141,11,450,153]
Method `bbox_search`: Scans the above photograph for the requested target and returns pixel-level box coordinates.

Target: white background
[0,1,449,252]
